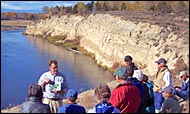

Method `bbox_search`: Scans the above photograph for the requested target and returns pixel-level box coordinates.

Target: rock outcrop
[25,12,189,77]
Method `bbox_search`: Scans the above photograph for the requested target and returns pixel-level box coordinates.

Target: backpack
[95,102,114,113]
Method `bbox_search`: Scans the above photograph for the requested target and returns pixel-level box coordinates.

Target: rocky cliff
[25,12,189,77]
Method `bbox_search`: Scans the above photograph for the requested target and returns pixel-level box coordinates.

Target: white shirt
[162,71,172,89]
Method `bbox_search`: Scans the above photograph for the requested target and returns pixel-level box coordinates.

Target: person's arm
[108,89,121,109]
[159,100,169,113]
[173,82,189,100]
[38,73,51,89]
[162,71,172,89]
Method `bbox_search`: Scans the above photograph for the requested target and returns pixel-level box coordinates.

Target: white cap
[178,71,186,78]
[133,70,143,81]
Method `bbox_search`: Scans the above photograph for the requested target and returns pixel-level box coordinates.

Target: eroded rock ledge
[24,13,189,77]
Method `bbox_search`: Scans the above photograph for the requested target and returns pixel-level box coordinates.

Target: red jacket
[109,82,140,113]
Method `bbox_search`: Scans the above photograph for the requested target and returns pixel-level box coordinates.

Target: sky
[1,1,92,13]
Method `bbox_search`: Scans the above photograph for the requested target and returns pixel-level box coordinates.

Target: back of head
[94,83,111,103]
[28,83,43,100]
[113,66,128,80]
[66,89,78,102]
[133,70,143,81]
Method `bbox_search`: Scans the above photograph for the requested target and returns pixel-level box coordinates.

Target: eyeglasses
[50,67,57,69]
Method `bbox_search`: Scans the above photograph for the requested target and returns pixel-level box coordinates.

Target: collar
[183,77,189,83]
[29,96,41,102]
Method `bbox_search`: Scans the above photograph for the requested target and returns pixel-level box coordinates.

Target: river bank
[1,20,33,31]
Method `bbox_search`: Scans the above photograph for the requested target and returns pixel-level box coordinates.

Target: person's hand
[44,79,52,84]
[51,89,58,93]
[175,88,181,91]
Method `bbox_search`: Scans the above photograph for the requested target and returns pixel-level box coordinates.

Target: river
[1,29,114,110]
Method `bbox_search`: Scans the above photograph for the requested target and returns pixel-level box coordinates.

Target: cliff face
[25,13,189,76]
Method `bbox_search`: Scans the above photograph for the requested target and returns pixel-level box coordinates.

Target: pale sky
[1,1,92,13]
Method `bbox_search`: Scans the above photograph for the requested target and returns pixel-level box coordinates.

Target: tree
[86,1,94,13]
[59,5,65,15]
[155,1,172,13]
[77,2,85,15]
[102,1,110,11]
[42,6,50,13]
[121,3,126,11]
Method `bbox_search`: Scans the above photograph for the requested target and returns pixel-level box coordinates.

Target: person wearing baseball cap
[173,70,189,100]
[109,66,140,113]
[159,86,182,113]
[153,58,173,113]
[57,89,86,113]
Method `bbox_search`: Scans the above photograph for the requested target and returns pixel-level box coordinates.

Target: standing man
[109,66,140,113]
[38,59,69,113]
[153,58,172,113]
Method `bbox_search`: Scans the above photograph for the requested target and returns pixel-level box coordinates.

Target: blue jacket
[57,103,86,113]
[19,97,51,113]
[173,79,189,100]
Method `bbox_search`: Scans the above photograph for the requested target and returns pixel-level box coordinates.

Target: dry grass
[1,20,33,27]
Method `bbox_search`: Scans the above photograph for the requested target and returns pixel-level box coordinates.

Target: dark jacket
[19,97,51,113]
[127,77,144,113]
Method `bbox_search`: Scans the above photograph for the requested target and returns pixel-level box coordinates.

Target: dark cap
[124,55,133,62]
[113,66,128,78]
[155,58,167,64]
[66,89,78,99]
[159,86,172,93]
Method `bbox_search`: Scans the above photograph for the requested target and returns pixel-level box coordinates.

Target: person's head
[133,70,143,82]
[160,86,173,98]
[49,59,58,76]
[155,58,167,69]
[28,83,43,100]
[178,71,188,81]
[113,66,128,82]
[124,55,133,66]
[142,74,148,83]
[66,89,78,103]
[125,65,134,77]
[94,83,111,103]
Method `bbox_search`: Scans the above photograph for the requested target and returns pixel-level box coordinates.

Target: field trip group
[19,55,189,113]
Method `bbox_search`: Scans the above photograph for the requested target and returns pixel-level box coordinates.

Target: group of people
[19,56,189,113]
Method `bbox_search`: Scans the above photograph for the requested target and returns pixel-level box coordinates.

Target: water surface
[1,29,114,109]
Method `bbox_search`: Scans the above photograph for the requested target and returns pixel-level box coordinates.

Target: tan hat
[178,71,186,78]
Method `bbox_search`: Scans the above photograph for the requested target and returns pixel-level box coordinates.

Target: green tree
[121,2,126,10]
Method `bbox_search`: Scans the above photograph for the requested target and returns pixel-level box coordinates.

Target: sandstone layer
[24,12,189,77]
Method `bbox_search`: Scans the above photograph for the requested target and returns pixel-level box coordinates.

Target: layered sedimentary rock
[25,13,189,77]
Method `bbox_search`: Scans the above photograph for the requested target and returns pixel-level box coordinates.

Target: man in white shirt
[153,58,172,113]
[38,59,69,113]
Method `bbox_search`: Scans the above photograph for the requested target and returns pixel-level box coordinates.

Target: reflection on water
[26,35,114,89]
[1,30,114,109]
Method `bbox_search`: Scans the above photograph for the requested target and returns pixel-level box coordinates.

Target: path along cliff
[1,11,189,113]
